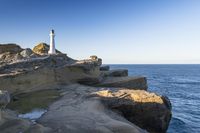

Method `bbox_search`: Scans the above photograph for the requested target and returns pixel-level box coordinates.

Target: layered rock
[92,89,172,133]
[0,44,38,66]
[38,84,147,133]
[37,84,171,133]
[0,44,172,133]
[0,55,101,94]
[0,44,23,65]
[97,76,148,90]
[0,52,23,65]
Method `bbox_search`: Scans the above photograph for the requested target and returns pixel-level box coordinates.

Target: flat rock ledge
[97,76,148,90]
[38,84,148,133]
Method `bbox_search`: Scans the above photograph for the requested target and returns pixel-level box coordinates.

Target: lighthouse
[48,29,56,54]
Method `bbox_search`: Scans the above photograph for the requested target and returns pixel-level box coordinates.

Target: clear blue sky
[1,0,200,64]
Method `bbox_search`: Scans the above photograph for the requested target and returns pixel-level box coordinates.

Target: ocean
[109,64,200,133]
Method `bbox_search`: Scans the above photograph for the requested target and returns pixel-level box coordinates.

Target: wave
[170,77,200,85]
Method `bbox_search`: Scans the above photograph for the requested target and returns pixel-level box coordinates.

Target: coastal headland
[0,43,172,133]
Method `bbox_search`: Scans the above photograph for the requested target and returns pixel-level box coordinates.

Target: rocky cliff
[0,43,172,133]
[32,43,62,55]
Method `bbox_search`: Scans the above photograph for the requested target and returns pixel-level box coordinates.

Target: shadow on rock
[91,89,172,133]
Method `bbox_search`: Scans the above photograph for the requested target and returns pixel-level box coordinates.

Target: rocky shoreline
[0,43,172,133]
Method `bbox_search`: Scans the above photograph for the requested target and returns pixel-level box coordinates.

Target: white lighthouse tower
[48,29,56,54]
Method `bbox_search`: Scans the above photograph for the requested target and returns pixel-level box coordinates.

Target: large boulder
[0,44,23,54]
[93,89,172,133]
[32,43,61,55]
[97,76,148,90]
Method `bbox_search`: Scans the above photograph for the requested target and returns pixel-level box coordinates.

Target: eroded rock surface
[0,44,39,66]
[32,43,61,55]
[0,43,172,133]
[0,54,102,94]
[93,89,172,133]
[0,84,171,133]
[97,76,148,90]
[38,84,147,133]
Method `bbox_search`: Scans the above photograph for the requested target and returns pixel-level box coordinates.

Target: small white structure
[48,29,56,54]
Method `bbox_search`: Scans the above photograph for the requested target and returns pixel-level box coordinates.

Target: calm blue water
[109,64,200,133]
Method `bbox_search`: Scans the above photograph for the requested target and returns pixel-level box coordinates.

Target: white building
[48,29,56,54]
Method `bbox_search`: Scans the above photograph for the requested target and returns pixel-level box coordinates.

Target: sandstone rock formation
[92,89,172,133]
[38,84,147,133]
[0,44,24,66]
[97,77,148,90]
[0,52,22,65]
[0,54,102,94]
[0,44,38,66]
[0,43,172,133]
[32,43,61,55]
